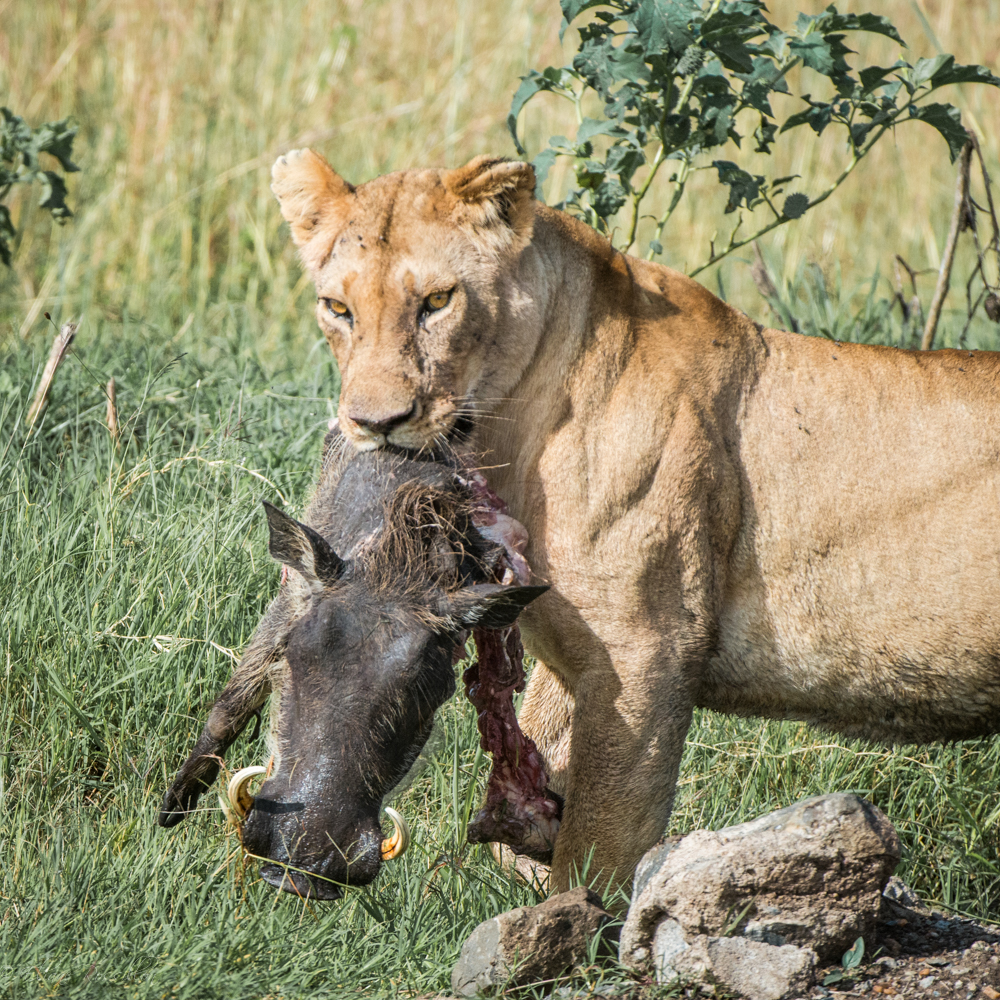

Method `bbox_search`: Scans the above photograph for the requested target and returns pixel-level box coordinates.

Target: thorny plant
[749,130,1000,349]
[509,0,1000,275]
[943,133,1000,346]
[0,108,78,267]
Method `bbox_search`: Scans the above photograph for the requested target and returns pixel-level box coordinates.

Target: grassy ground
[4,313,1000,1000]
[3,1,1000,998]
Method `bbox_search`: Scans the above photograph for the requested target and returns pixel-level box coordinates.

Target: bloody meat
[460,467,562,861]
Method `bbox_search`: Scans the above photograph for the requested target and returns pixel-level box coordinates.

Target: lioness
[270,149,1000,897]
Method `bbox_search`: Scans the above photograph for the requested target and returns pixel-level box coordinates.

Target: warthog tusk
[380,806,410,861]
[220,765,268,823]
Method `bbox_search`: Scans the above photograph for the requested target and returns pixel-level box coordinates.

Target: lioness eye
[425,290,452,312]
[322,298,351,320]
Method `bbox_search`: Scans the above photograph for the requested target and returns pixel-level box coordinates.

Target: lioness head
[271,150,539,451]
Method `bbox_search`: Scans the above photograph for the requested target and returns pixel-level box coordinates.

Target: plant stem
[646,157,691,259]
[622,144,665,253]
[921,135,973,351]
[27,321,77,430]
[687,111,907,278]
[621,61,703,254]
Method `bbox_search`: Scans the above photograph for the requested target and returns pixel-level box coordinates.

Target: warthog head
[159,445,545,900]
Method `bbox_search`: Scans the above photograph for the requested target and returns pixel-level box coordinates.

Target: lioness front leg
[550,668,693,902]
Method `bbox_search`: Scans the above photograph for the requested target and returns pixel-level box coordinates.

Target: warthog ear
[271,148,354,260]
[263,501,344,593]
[440,583,549,630]
[443,155,536,248]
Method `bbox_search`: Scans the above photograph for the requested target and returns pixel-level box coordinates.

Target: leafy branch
[0,107,79,267]
[509,1,1000,276]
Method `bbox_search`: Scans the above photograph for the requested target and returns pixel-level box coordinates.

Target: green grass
[3,2,1000,993]
[2,288,1000,1000]
[0,324,540,999]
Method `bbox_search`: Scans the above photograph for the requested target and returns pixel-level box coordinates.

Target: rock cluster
[450,794,901,999]
[619,793,901,1000]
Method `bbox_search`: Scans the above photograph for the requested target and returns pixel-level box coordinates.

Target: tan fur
[273,149,1000,898]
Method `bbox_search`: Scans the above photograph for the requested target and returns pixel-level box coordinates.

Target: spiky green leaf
[782,192,809,218]
[908,102,967,161]
[713,160,765,213]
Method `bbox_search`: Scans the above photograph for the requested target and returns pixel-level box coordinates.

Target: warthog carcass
[158,432,551,899]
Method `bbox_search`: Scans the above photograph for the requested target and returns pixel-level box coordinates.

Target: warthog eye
[424,289,452,313]
[321,298,352,323]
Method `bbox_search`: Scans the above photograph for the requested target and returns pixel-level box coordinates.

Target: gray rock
[621,793,900,974]
[632,836,683,900]
[647,920,815,1000]
[882,875,924,911]
[651,918,713,981]
[705,937,816,1000]
[451,886,615,997]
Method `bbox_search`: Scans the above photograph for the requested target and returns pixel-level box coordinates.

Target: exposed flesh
[461,467,562,860]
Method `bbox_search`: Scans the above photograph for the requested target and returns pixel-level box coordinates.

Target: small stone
[918,977,935,988]
[450,887,616,997]
[883,876,924,910]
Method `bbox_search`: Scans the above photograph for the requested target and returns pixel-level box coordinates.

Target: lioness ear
[271,148,354,252]
[443,155,536,248]
[263,501,344,594]
[439,583,549,630]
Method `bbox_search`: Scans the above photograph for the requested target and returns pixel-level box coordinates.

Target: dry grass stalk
[893,255,925,328]
[106,376,119,443]
[750,241,780,302]
[3,2,999,346]
[922,136,974,351]
[26,322,77,429]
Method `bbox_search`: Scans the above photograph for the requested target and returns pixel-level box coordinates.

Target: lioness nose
[349,402,416,435]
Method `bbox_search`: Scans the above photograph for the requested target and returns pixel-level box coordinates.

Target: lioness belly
[703,332,1000,744]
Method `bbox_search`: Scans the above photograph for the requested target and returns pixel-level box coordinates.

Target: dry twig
[26,321,77,429]
[922,137,974,351]
[749,242,799,333]
[893,255,925,328]
[750,241,780,302]
[106,376,119,443]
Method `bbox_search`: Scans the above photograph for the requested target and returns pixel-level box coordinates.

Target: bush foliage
[510,0,1000,274]
[0,108,78,266]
